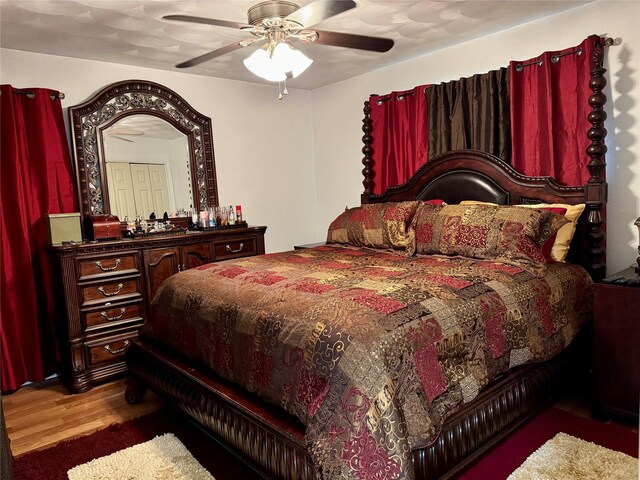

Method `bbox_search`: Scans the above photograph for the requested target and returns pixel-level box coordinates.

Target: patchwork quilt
[142,245,592,480]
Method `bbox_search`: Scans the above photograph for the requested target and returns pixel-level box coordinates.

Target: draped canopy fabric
[370,85,429,195]
[369,35,601,194]
[0,85,78,391]
[427,67,511,161]
[509,35,600,186]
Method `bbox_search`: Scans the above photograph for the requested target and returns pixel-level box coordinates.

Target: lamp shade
[272,42,313,78]
[243,47,287,82]
[243,42,312,82]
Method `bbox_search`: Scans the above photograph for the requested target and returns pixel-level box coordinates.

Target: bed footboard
[126,334,586,480]
[125,338,314,480]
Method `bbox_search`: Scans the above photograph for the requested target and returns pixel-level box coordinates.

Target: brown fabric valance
[427,67,510,161]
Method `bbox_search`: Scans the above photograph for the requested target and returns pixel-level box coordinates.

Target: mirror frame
[69,79,218,218]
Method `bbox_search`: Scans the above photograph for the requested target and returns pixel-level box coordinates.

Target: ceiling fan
[105,128,144,143]
[164,0,394,85]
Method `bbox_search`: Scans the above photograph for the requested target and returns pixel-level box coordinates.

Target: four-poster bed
[124,39,610,479]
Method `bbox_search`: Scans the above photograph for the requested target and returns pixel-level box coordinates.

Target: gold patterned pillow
[413,203,562,276]
[327,201,421,253]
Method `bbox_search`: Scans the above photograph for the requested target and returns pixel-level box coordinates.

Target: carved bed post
[585,37,611,280]
[361,99,374,204]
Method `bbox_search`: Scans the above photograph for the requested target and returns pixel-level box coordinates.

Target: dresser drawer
[85,331,137,366]
[82,300,144,332]
[80,278,142,307]
[213,236,257,261]
[77,252,140,281]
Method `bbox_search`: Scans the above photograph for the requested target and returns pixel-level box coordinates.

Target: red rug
[457,407,638,479]
[12,407,260,480]
[12,406,638,479]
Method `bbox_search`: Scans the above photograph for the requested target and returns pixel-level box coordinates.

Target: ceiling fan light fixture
[243,41,312,82]
[272,42,312,78]
[243,46,287,82]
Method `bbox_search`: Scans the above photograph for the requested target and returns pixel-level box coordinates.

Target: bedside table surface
[600,266,640,287]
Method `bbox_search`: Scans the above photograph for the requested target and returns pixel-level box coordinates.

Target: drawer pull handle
[95,258,121,271]
[103,340,130,355]
[98,283,123,297]
[100,308,126,321]
[226,243,244,253]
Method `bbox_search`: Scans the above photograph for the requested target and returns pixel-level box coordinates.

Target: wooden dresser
[49,226,266,393]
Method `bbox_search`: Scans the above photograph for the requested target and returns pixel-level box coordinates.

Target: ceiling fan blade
[176,41,250,68]
[107,129,144,136]
[111,135,134,143]
[163,14,248,30]
[313,30,394,52]
[285,0,356,28]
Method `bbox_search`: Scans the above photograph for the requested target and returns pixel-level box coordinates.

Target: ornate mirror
[69,80,218,219]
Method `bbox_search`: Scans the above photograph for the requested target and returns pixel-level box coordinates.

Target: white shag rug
[508,432,638,480]
[67,433,214,480]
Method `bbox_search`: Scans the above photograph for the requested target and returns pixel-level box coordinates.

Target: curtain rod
[374,90,416,104]
[374,37,616,100]
[9,89,65,100]
[515,37,614,72]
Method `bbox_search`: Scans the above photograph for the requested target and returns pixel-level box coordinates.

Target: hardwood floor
[2,377,164,456]
[3,376,637,460]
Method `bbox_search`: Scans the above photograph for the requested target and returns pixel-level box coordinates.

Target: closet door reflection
[102,114,193,220]
[106,163,172,219]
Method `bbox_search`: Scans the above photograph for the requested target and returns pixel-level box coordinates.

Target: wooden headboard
[364,149,590,267]
[360,40,610,279]
[364,150,585,206]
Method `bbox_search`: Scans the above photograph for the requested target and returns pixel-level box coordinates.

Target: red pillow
[424,199,446,205]
[539,207,567,262]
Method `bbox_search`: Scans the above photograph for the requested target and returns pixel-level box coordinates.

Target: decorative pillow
[424,199,446,205]
[537,207,568,262]
[412,203,565,276]
[517,203,585,262]
[326,201,421,252]
[461,201,583,262]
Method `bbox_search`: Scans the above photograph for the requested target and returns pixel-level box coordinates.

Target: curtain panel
[369,85,429,195]
[427,67,511,161]
[368,35,600,192]
[369,69,510,195]
[509,35,600,186]
[0,85,78,391]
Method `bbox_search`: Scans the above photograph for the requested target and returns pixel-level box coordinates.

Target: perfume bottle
[209,208,216,227]
[221,206,228,226]
[235,205,243,224]
[228,205,236,225]
[215,206,222,226]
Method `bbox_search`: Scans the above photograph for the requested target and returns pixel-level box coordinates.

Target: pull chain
[283,78,288,96]
[278,81,283,100]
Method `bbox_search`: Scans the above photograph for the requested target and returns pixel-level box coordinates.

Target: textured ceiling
[0,0,590,89]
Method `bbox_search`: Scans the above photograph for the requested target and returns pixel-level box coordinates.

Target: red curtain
[509,35,600,186]
[369,85,429,194]
[1,85,79,391]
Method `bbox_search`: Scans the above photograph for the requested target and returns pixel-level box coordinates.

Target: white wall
[311,0,640,275]
[0,48,318,253]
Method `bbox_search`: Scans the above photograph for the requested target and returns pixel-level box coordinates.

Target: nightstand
[592,266,640,420]
[294,242,326,250]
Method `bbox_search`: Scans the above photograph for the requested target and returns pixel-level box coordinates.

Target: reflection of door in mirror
[102,114,193,219]
[106,163,171,219]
